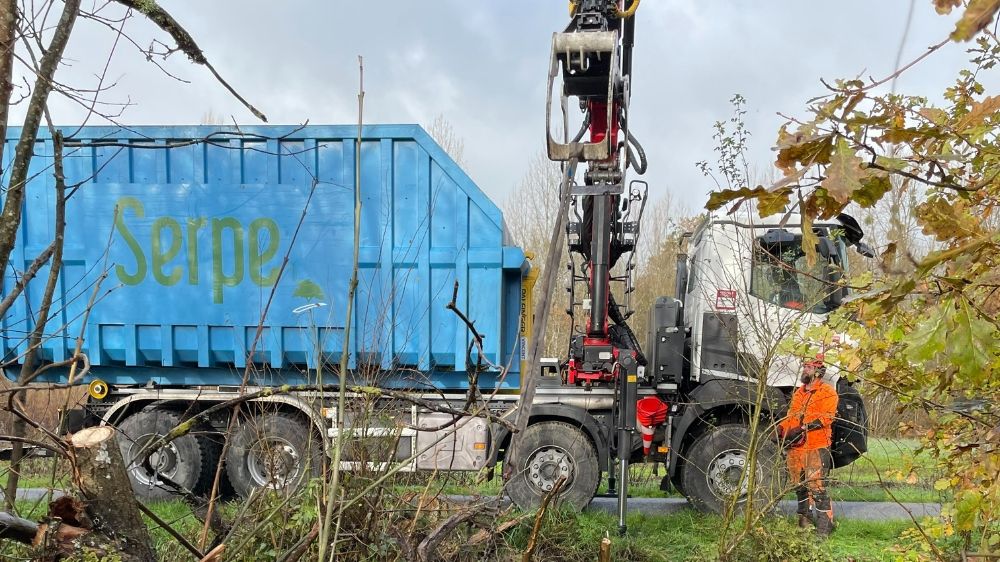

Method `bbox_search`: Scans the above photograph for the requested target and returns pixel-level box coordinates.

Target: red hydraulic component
[588,100,620,160]
[636,397,669,455]
[567,341,617,385]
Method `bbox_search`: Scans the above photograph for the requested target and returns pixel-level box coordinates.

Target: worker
[769,265,804,310]
[774,355,839,536]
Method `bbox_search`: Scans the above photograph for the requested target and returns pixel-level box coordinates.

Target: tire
[506,421,600,511]
[679,423,785,514]
[117,408,214,500]
[225,412,323,497]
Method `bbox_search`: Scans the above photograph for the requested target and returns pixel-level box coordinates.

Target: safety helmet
[804,354,826,373]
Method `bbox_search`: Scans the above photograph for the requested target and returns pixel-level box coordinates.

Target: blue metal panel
[1,125,525,390]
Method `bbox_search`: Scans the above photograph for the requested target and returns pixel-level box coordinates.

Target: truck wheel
[226,413,322,497]
[117,409,213,500]
[680,424,784,514]
[506,421,600,511]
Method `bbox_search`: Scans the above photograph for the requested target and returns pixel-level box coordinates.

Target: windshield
[750,231,842,314]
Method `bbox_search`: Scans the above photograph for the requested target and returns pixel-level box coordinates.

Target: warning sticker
[715,289,737,311]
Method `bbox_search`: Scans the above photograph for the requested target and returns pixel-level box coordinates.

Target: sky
[13,1,974,213]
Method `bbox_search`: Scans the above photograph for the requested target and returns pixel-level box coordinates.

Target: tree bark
[0,0,16,169]
[69,427,155,562]
[2,507,109,561]
[0,511,38,544]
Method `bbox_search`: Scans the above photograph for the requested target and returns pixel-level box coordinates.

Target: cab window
[750,229,839,314]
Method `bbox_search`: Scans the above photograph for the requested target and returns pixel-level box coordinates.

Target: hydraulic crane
[546,0,647,534]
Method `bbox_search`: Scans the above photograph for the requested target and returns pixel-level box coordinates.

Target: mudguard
[490,403,610,469]
[667,377,787,479]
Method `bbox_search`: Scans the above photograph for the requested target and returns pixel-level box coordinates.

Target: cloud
[6,0,986,213]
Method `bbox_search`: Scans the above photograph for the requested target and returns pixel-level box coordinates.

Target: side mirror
[760,229,797,245]
[836,213,866,246]
[855,242,875,258]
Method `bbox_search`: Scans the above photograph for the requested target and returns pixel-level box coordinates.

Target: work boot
[816,516,833,538]
[797,514,812,529]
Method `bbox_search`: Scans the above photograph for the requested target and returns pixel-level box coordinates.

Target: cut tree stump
[68,426,156,562]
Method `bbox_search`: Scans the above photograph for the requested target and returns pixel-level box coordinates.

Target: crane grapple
[544,0,645,535]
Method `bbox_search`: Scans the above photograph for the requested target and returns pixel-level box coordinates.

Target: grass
[504,506,916,561]
[0,497,922,561]
[828,437,943,504]
[1,484,929,561]
[0,456,72,490]
[0,437,943,560]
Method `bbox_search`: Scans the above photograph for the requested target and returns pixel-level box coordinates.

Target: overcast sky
[16,1,974,212]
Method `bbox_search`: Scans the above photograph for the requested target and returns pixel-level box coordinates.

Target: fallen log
[0,511,38,544]
[1,508,102,560]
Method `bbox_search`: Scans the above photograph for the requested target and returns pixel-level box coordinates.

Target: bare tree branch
[110,0,267,122]
[0,240,55,318]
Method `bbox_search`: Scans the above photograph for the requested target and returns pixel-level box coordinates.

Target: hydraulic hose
[614,0,641,19]
[626,130,647,174]
[608,292,647,366]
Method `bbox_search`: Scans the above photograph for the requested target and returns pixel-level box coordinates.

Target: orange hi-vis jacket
[779,379,839,450]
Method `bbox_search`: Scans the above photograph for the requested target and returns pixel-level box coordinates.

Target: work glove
[783,426,805,449]
[770,426,785,444]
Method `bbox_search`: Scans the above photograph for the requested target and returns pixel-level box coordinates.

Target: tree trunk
[69,427,155,562]
[0,0,16,168]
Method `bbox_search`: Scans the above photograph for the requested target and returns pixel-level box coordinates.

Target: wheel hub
[248,438,301,489]
[527,447,573,493]
[130,435,181,487]
[706,449,751,500]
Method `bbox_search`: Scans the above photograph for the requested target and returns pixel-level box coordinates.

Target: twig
[109,0,267,121]
[198,544,226,562]
[0,0,79,289]
[417,503,493,562]
[860,37,950,92]
[509,158,578,475]
[522,476,566,562]
[0,435,66,456]
[319,55,364,562]
[276,520,320,562]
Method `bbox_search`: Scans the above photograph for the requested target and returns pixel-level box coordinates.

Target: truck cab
[642,210,871,512]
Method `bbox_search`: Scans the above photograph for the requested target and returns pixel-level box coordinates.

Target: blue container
[2,125,527,390]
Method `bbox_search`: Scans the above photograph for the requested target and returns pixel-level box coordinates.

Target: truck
[2,2,870,524]
[1,123,869,514]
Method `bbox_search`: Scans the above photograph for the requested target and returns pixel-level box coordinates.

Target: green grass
[0,457,72,490]
[506,506,916,561]
[0,438,942,560]
[2,491,925,561]
[828,437,943,504]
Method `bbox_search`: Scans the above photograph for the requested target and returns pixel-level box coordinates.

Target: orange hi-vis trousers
[786,447,833,522]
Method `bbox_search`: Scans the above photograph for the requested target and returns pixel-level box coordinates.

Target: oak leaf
[822,138,866,204]
[952,0,1000,41]
[934,0,961,14]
